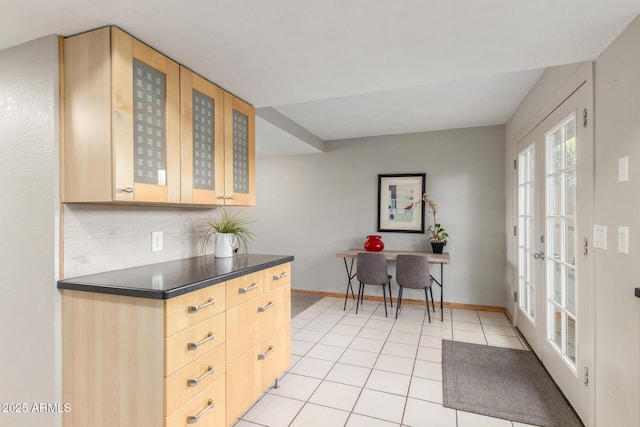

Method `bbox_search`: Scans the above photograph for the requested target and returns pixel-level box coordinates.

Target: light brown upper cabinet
[62,26,181,204]
[63,26,255,206]
[222,93,256,206]
[179,67,225,205]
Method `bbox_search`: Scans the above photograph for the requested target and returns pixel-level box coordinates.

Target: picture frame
[377,173,426,233]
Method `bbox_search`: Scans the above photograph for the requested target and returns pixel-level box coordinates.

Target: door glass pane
[548,175,563,216]
[566,171,576,216]
[565,122,576,169]
[520,278,529,314]
[192,90,215,191]
[548,129,563,173]
[550,302,562,349]
[565,219,576,265]
[566,315,576,364]
[551,262,563,304]
[133,59,167,186]
[528,284,535,317]
[549,218,562,261]
[232,110,249,194]
[566,268,576,316]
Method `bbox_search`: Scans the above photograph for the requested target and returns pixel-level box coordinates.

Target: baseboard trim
[291,288,507,314]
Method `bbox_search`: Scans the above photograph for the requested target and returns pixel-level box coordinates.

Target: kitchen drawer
[225,271,263,309]
[165,344,225,416]
[165,313,225,376]
[264,263,291,292]
[164,374,225,427]
[165,284,225,337]
[225,285,289,364]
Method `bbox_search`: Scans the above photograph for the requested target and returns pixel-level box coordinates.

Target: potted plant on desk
[417,194,448,254]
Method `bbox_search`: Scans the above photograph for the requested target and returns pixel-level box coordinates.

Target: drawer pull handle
[258,345,275,360]
[187,365,215,387]
[273,272,288,280]
[187,399,214,424]
[122,187,133,193]
[258,302,274,312]
[239,283,258,294]
[188,298,215,313]
[188,332,215,351]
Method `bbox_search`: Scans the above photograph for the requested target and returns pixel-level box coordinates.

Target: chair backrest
[396,254,430,289]
[356,252,388,285]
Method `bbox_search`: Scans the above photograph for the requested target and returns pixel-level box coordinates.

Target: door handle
[533,251,545,260]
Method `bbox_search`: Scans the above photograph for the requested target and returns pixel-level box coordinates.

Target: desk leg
[343,258,356,311]
[440,263,444,321]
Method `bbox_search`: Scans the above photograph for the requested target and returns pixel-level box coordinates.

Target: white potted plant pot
[214,232,238,258]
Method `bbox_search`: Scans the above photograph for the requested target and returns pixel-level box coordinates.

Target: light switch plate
[152,231,163,252]
[619,156,629,182]
[618,226,629,254]
[593,224,607,250]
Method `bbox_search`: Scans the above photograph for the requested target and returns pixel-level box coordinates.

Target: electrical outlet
[152,231,163,252]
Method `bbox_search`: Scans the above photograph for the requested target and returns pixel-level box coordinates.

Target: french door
[515,80,593,424]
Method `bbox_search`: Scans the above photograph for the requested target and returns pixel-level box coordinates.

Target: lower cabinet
[61,262,291,427]
[226,327,291,425]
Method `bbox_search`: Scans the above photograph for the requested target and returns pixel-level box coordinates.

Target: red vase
[364,235,384,252]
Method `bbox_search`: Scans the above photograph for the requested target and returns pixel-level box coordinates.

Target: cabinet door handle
[187,365,215,387]
[272,272,288,280]
[187,399,214,424]
[227,195,235,200]
[216,195,226,200]
[122,187,133,193]
[188,298,215,313]
[239,283,258,294]
[258,302,274,312]
[258,345,275,360]
[188,332,215,351]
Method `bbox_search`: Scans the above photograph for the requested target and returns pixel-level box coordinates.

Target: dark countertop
[57,254,294,299]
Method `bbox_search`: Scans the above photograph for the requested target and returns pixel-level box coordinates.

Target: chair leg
[430,287,435,312]
[382,284,388,317]
[388,281,393,307]
[424,287,431,323]
[343,282,350,310]
[356,282,362,314]
[396,286,403,319]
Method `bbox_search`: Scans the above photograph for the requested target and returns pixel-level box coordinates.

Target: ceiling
[2,1,639,155]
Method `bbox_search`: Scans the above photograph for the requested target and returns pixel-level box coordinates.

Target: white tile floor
[232,297,540,427]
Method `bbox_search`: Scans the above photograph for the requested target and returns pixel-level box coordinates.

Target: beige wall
[0,36,61,427]
[593,15,640,426]
[245,126,507,307]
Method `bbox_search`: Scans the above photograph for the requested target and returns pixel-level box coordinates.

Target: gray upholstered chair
[356,252,392,317]
[395,254,434,322]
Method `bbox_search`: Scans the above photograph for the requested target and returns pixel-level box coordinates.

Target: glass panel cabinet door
[224,92,256,206]
[180,67,225,205]
[112,27,180,203]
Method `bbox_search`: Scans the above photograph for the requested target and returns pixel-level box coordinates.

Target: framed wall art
[377,173,425,233]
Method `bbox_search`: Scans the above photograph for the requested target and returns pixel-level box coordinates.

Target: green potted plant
[419,194,449,254]
[201,209,254,257]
